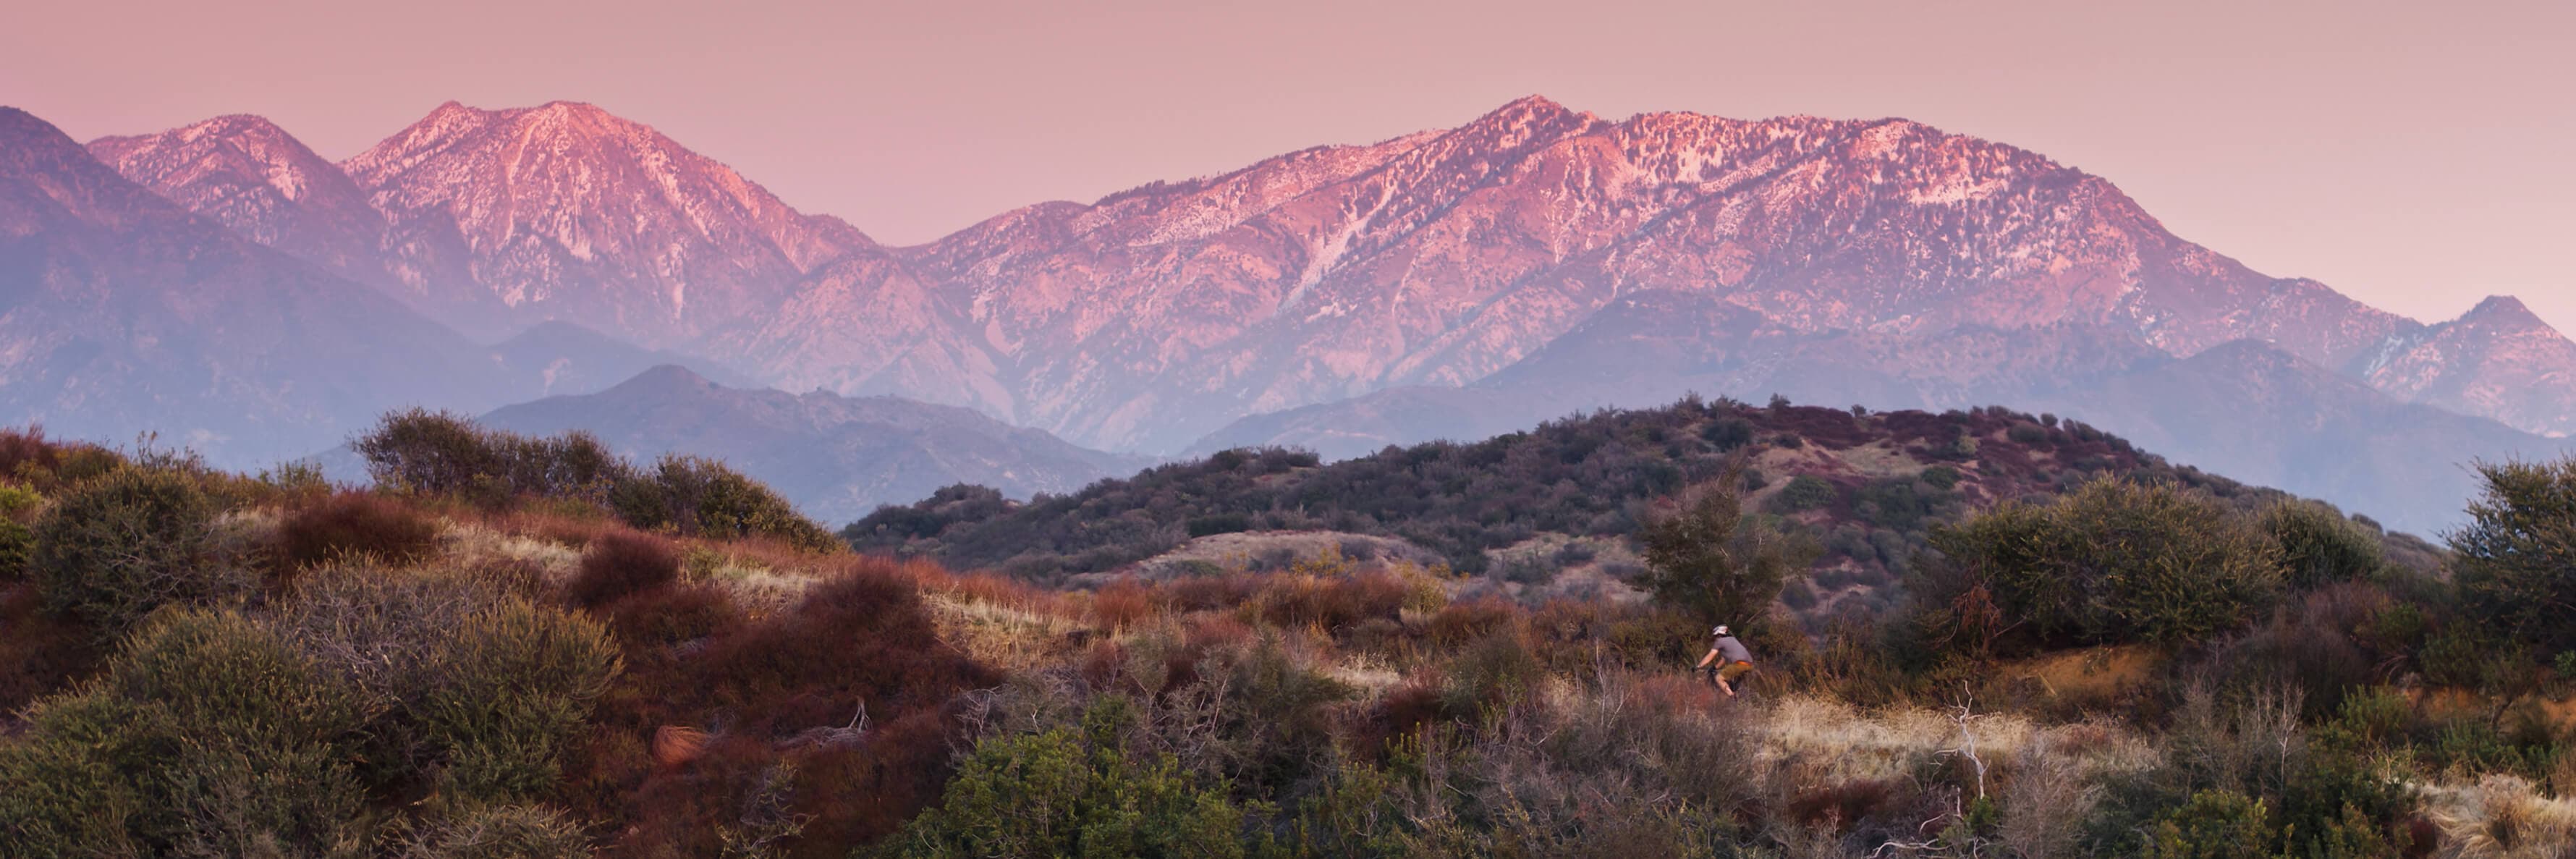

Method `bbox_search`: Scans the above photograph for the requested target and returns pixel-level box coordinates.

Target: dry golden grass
[922,593,1091,672]
[2423,775,2576,858]
[1755,694,2157,785]
[439,519,582,585]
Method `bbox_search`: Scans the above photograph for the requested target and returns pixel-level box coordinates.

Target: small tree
[1928,478,2281,648]
[355,409,507,497]
[2450,457,2576,653]
[2261,500,2385,590]
[1637,463,1815,634]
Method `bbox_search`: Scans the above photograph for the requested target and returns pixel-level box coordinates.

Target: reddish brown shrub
[275,490,441,569]
[1787,778,1904,831]
[784,706,970,852]
[1080,638,1129,689]
[1625,672,1721,716]
[567,559,995,858]
[693,563,999,734]
[1428,598,1517,646]
[569,530,682,609]
[0,426,121,493]
[1166,572,1259,612]
[2402,816,2440,858]
[1091,578,1156,630]
[606,583,745,651]
[1186,613,1255,653]
[0,583,100,713]
[1350,671,1452,758]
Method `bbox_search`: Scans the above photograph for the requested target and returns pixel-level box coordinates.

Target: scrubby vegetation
[4,417,2575,858]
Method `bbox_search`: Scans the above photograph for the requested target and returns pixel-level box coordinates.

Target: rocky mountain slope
[2358,295,2576,438]
[477,365,1143,522]
[0,108,514,465]
[96,101,872,342]
[87,114,393,289]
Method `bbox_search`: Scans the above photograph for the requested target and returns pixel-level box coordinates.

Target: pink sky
[5,0,2569,334]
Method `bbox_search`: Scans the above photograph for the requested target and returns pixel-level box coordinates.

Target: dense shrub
[2450,457,2576,652]
[692,564,997,732]
[2261,500,2386,590]
[0,426,124,494]
[1925,479,2282,648]
[614,454,838,551]
[418,598,622,802]
[31,467,242,632]
[276,489,443,569]
[0,519,31,582]
[1701,418,1755,451]
[1769,475,1839,512]
[886,698,1251,859]
[357,409,628,504]
[0,609,371,857]
[357,412,836,552]
[566,530,680,609]
[2141,790,2274,858]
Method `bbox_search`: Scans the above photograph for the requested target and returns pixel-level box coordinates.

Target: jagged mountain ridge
[741,96,2569,450]
[93,101,874,343]
[87,114,393,289]
[63,97,2576,530]
[476,365,1147,522]
[89,96,2575,447]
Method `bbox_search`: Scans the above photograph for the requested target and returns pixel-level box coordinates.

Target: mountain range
[7,96,2571,533]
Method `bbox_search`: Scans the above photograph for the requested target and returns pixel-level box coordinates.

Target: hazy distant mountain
[477,365,1145,522]
[2358,296,2576,438]
[491,320,760,397]
[0,107,512,465]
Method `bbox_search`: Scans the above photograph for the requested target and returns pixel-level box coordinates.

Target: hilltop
[847,396,2444,620]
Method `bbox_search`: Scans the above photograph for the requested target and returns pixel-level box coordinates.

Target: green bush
[887,698,1252,858]
[357,410,632,506]
[1928,479,2281,646]
[0,609,370,857]
[2142,790,2275,859]
[31,467,242,632]
[1768,475,1838,512]
[417,598,622,803]
[2261,501,2385,590]
[2450,457,2576,652]
[0,520,31,583]
[614,454,836,551]
[0,481,42,518]
[357,408,512,498]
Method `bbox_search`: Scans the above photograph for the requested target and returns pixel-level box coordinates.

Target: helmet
[1712,625,1730,637]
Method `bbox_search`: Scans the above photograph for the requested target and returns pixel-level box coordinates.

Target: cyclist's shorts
[1716,661,1753,682]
